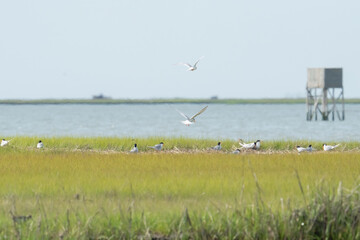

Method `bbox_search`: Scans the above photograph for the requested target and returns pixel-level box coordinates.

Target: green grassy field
[1,138,360,239]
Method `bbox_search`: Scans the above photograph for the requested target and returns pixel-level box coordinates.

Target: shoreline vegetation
[0,97,360,104]
[0,137,359,153]
[1,138,360,238]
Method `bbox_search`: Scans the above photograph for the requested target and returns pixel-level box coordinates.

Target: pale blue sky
[0,0,359,99]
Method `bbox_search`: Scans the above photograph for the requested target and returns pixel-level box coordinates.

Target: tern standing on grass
[239,139,261,150]
[323,144,340,151]
[254,140,261,150]
[176,106,208,126]
[232,149,241,154]
[37,140,44,149]
[212,142,221,150]
[239,140,256,149]
[1,139,11,147]
[130,143,138,153]
[148,142,164,151]
[296,145,312,153]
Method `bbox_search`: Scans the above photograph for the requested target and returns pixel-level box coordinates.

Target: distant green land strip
[1,98,360,104]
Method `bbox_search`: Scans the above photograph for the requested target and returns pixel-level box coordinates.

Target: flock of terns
[0,57,342,154]
[296,144,340,152]
[127,140,340,154]
[128,140,255,153]
[0,137,341,155]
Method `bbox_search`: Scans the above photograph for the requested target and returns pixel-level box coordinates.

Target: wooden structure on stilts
[306,68,344,121]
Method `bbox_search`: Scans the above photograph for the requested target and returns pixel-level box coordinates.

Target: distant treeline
[1,98,360,104]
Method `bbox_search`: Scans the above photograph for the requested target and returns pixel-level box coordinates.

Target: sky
[0,0,359,99]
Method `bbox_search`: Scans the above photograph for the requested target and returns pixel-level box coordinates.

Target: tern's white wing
[190,106,208,120]
[153,144,163,150]
[179,63,192,68]
[323,144,339,151]
[297,147,306,153]
[176,109,190,120]
[239,142,255,149]
[193,56,204,67]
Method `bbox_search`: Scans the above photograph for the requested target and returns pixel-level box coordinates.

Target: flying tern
[130,143,138,153]
[323,144,340,151]
[211,142,221,150]
[178,56,204,71]
[296,145,312,153]
[1,139,11,147]
[37,140,44,149]
[176,106,208,126]
[148,142,164,151]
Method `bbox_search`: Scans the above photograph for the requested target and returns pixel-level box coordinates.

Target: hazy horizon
[0,96,357,101]
[1,0,359,99]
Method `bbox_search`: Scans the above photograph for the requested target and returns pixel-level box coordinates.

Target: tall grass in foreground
[0,151,360,238]
[3,184,360,239]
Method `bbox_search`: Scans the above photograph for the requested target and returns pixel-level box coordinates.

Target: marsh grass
[0,136,358,153]
[0,148,360,238]
[5,188,360,239]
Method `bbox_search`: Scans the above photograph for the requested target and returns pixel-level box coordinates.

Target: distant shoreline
[1,98,359,104]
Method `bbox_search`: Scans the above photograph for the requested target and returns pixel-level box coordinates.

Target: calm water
[0,104,359,141]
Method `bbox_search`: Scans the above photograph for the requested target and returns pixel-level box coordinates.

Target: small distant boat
[92,94,111,100]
